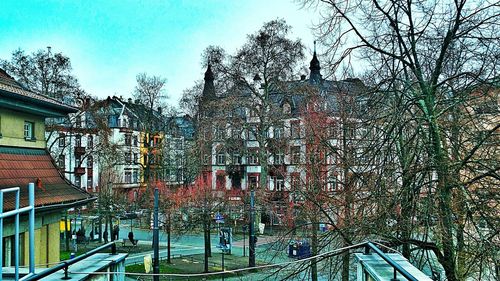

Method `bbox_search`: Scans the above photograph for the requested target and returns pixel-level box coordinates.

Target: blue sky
[0,0,318,105]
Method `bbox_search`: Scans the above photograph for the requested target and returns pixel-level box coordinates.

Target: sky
[0,0,319,106]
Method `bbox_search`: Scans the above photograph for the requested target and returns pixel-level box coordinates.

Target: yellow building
[0,68,94,268]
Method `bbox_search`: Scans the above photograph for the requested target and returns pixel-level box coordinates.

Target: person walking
[103,229,108,243]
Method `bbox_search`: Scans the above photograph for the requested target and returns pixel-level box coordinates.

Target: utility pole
[249,189,255,267]
[153,188,159,281]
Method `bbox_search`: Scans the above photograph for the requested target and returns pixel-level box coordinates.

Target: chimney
[128,98,132,103]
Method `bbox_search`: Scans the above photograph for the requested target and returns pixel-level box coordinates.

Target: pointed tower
[199,64,216,119]
[201,64,216,101]
[309,41,322,84]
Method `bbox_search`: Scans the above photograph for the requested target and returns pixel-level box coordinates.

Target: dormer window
[24,121,35,141]
[283,102,291,114]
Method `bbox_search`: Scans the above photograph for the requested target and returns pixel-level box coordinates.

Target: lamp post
[249,190,255,267]
[153,188,159,281]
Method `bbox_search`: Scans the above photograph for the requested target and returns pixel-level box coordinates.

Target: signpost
[216,215,231,281]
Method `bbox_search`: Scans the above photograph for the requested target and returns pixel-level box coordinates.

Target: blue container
[288,240,311,259]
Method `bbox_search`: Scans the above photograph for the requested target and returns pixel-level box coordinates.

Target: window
[291,146,301,164]
[87,156,93,168]
[290,173,300,190]
[133,170,139,183]
[58,154,65,170]
[216,125,226,140]
[216,174,226,189]
[203,128,211,141]
[133,153,138,163]
[327,122,339,139]
[75,116,82,128]
[345,123,356,139]
[59,133,66,147]
[125,153,132,163]
[327,174,337,191]
[290,121,301,139]
[133,135,138,146]
[75,175,81,188]
[249,107,258,117]
[217,151,226,165]
[283,102,291,114]
[174,139,183,150]
[24,121,34,140]
[203,154,211,165]
[75,134,82,147]
[248,176,259,189]
[247,150,259,165]
[231,125,241,139]
[274,125,284,139]
[232,153,241,165]
[87,135,93,148]
[247,125,257,141]
[87,175,93,189]
[273,176,285,191]
[75,155,81,167]
[125,134,132,146]
[274,151,285,165]
[125,171,132,183]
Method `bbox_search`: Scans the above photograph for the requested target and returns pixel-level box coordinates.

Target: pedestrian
[103,229,108,243]
[128,231,136,245]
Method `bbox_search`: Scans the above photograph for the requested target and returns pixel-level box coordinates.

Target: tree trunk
[167,212,171,264]
[311,215,319,281]
[203,216,210,272]
[428,113,458,281]
[400,176,413,259]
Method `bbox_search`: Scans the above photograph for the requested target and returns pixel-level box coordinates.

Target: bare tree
[1,47,84,100]
[301,0,499,280]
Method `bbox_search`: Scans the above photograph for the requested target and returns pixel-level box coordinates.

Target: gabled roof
[0,68,77,117]
[0,146,94,211]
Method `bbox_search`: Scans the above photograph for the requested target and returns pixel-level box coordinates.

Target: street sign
[215,212,224,224]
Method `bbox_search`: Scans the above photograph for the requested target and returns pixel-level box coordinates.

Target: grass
[126,253,267,280]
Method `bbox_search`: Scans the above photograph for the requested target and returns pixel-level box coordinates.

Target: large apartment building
[196,52,368,221]
[46,95,195,203]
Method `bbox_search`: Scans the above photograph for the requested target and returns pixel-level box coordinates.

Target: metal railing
[363,242,419,281]
[0,183,36,280]
[23,241,117,280]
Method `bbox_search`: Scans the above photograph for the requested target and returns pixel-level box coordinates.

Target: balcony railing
[74,146,86,155]
[74,167,86,175]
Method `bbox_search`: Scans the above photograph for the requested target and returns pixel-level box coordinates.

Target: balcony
[74,167,86,175]
[119,127,132,133]
[270,191,288,201]
[227,165,244,175]
[74,146,86,155]
[113,182,140,189]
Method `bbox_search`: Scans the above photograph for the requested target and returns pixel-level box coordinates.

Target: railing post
[15,188,20,280]
[0,191,4,279]
[391,267,398,281]
[62,264,70,280]
[364,244,370,255]
[28,183,35,275]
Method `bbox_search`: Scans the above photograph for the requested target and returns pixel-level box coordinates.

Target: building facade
[196,52,368,222]
[0,68,93,268]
